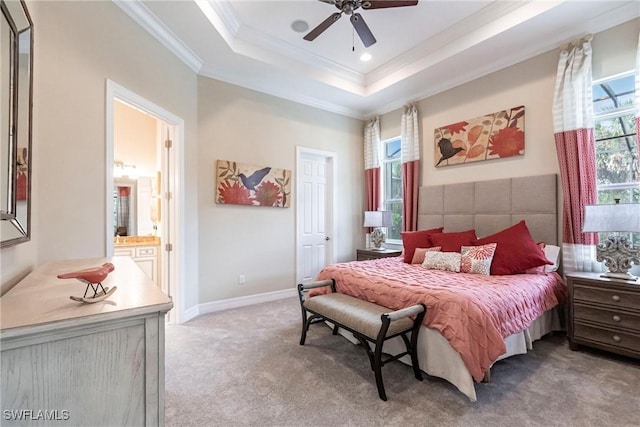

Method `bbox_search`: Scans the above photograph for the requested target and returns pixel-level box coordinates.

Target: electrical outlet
[238,275,245,285]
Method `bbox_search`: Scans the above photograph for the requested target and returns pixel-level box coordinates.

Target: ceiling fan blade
[362,1,419,9]
[304,12,342,41]
[350,13,376,48]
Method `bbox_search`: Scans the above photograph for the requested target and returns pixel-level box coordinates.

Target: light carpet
[165,297,640,426]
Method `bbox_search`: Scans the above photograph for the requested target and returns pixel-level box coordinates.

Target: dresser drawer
[574,304,640,332]
[114,248,135,257]
[573,283,640,311]
[574,323,640,355]
[136,246,157,257]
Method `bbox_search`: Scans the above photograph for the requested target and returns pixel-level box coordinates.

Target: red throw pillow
[473,221,552,275]
[525,243,547,274]
[400,227,444,263]
[428,230,478,252]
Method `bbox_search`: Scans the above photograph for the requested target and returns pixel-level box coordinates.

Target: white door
[296,147,337,285]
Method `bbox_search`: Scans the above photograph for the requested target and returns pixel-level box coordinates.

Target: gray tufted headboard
[417,174,558,245]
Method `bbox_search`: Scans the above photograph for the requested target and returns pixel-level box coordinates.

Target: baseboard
[181,305,200,323]
[185,288,297,321]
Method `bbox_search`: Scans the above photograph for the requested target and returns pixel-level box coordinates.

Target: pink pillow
[400,227,444,263]
[460,243,497,275]
[473,221,552,275]
[411,247,442,264]
[428,230,478,252]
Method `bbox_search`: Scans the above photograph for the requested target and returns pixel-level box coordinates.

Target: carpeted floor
[164,297,640,427]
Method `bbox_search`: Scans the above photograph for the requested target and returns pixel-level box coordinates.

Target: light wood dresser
[1,256,173,426]
[567,272,640,359]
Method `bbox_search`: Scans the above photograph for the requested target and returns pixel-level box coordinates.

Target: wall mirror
[0,0,32,248]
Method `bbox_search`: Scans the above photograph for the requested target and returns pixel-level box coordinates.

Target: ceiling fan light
[291,20,310,33]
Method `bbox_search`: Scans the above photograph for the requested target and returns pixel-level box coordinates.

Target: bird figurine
[57,262,117,303]
[238,167,271,191]
[436,138,465,166]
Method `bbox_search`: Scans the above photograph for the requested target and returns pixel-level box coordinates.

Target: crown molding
[113,0,203,73]
[199,68,366,120]
[196,0,366,94]
[365,0,566,95]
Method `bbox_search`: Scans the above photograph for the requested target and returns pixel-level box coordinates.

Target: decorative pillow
[525,244,561,274]
[544,244,561,272]
[473,221,552,275]
[422,251,461,273]
[400,227,444,263]
[525,243,547,274]
[411,246,442,264]
[460,243,497,275]
[428,230,478,252]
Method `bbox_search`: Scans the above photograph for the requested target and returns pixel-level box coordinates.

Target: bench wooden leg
[354,335,375,371]
[401,333,423,381]
[300,313,323,345]
[373,342,387,401]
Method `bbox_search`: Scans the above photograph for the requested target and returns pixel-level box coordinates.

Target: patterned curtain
[552,36,600,273]
[364,117,381,215]
[401,104,420,232]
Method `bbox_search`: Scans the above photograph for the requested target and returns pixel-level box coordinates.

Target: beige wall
[197,77,363,302]
[0,1,200,307]
[114,101,158,178]
[379,18,639,188]
[1,0,636,313]
[379,48,560,186]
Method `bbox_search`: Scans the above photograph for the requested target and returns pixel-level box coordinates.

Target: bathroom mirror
[0,0,32,248]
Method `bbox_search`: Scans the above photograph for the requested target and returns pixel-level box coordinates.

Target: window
[381,137,403,242]
[592,71,638,242]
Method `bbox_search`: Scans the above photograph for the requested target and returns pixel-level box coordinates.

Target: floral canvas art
[216,160,291,208]
[434,105,525,167]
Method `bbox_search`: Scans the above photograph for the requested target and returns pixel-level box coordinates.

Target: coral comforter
[313,256,566,382]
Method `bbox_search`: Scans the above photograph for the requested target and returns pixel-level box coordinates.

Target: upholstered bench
[297,279,426,401]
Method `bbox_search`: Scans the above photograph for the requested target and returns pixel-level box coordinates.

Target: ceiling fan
[303,0,419,48]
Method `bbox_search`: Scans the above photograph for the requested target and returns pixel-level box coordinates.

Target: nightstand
[567,272,640,359]
[356,248,402,261]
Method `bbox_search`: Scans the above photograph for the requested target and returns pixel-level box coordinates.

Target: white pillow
[422,251,461,273]
[460,243,497,275]
[544,244,561,272]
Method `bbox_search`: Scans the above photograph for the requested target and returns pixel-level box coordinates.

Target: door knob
[325,236,330,241]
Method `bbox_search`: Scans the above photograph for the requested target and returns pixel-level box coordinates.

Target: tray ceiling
[116,1,639,119]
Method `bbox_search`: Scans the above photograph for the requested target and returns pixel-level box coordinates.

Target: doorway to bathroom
[105,80,185,324]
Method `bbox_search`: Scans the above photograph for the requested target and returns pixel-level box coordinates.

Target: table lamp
[582,201,640,281]
[364,210,393,250]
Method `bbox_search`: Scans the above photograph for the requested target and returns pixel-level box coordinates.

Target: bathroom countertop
[114,236,161,247]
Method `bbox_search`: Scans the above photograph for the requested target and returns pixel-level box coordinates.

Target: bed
[311,174,566,401]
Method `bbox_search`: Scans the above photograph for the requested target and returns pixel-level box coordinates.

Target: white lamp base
[370,227,386,251]
[600,272,638,281]
[596,234,640,282]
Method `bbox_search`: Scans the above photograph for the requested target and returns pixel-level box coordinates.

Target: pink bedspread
[312,256,566,382]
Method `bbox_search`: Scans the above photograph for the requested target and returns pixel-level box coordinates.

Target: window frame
[592,70,638,245]
[592,70,638,204]
[380,136,403,244]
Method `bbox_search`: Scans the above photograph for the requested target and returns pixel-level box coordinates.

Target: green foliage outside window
[383,138,403,241]
[593,74,638,204]
[593,73,639,244]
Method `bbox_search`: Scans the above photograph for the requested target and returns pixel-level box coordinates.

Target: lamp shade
[583,203,640,233]
[363,211,393,228]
